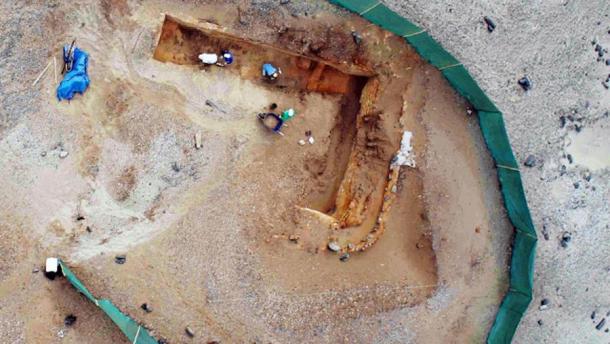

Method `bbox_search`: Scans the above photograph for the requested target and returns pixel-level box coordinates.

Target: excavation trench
[153,15,375,222]
[152,15,427,259]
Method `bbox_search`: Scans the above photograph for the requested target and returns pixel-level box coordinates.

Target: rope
[439,62,462,71]
[359,1,381,15]
[496,164,520,172]
[402,29,426,38]
[132,326,141,344]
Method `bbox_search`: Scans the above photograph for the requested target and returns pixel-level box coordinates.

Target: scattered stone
[58,150,69,159]
[205,99,226,113]
[523,155,537,167]
[518,76,532,91]
[351,31,363,45]
[391,184,397,193]
[195,131,202,149]
[603,81,609,90]
[416,242,423,249]
[592,311,596,320]
[559,115,566,128]
[76,215,85,221]
[573,182,579,189]
[537,319,543,326]
[40,151,47,157]
[560,232,571,248]
[64,314,77,326]
[542,224,550,240]
[596,318,606,331]
[114,254,126,264]
[339,252,350,262]
[32,267,39,273]
[539,298,550,311]
[606,59,610,66]
[86,226,92,233]
[288,234,299,243]
[346,243,355,251]
[483,16,496,32]
[298,139,306,146]
[328,241,341,252]
[185,326,195,338]
[308,136,315,145]
[141,303,152,313]
[280,0,290,4]
[172,162,181,172]
[305,130,312,137]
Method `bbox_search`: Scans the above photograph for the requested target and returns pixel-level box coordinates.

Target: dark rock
[606,59,610,66]
[141,303,152,313]
[603,81,609,90]
[64,314,77,326]
[339,252,350,262]
[280,0,290,4]
[483,16,496,32]
[76,215,85,221]
[351,31,363,45]
[595,44,602,52]
[541,298,550,306]
[537,319,543,326]
[185,326,195,337]
[592,311,596,319]
[542,224,550,241]
[518,76,532,91]
[559,115,566,128]
[596,318,606,330]
[583,170,592,182]
[573,182,579,189]
[171,162,181,172]
[524,155,537,167]
[560,232,571,248]
[115,255,126,264]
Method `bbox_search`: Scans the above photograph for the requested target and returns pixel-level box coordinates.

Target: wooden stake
[32,60,52,87]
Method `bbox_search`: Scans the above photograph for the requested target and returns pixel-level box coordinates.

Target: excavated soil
[0,1,512,343]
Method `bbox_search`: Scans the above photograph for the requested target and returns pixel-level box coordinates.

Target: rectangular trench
[153,14,372,213]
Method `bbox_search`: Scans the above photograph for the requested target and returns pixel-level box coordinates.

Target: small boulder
[64,314,77,326]
[185,326,195,338]
[523,155,537,167]
[328,241,341,252]
[518,76,532,91]
[115,255,127,264]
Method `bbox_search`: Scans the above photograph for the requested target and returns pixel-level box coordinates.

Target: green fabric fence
[328,1,537,343]
[58,260,158,344]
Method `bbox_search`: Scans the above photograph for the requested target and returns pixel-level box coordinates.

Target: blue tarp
[57,47,90,101]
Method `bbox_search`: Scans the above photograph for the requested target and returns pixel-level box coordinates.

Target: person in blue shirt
[262,63,281,80]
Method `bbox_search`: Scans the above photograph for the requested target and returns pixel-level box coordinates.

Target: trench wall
[328,1,537,343]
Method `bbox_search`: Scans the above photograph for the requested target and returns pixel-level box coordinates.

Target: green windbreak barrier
[329,1,537,343]
[58,260,158,344]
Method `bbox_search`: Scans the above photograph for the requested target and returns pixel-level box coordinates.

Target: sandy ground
[1,0,604,343]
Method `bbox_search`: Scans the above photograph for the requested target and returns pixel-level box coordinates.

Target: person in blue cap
[262,63,281,81]
[221,50,234,65]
